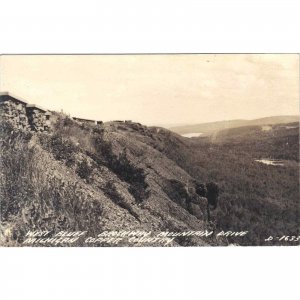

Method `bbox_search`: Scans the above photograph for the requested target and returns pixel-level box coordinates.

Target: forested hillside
[0,113,298,246]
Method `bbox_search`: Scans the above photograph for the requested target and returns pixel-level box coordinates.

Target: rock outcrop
[0,93,223,246]
[0,92,51,132]
[0,94,29,130]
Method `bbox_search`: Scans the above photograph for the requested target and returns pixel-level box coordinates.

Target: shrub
[109,151,150,203]
[195,182,207,197]
[44,133,77,166]
[93,137,150,203]
[206,182,219,210]
[76,159,94,182]
[162,179,200,215]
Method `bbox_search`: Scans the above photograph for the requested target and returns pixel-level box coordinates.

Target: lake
[255,159,285,166]
[181,132,204,138]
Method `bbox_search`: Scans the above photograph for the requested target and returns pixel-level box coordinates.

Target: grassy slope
[0,116,221,247]
[1,115,298,246]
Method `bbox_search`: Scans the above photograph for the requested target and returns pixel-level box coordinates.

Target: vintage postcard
[0,54,299,247]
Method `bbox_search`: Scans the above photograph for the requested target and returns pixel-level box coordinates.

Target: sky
[0,54,299,126]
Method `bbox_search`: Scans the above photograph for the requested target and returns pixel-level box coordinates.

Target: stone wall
[0,92,106,132]
[26,105,48,132]
[0,94,29,130]
[73,117,97,125]
[0,93,51,132]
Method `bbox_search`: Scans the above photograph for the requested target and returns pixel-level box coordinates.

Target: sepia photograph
[1,1,300,299]
[0,54,299,247]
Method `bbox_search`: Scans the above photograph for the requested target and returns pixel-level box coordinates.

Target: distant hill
[169,115,299,135]
[210,122,299,144]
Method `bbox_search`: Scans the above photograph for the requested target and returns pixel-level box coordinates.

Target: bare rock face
[0,99,223,246]
[26,107,48,131]
[0,94,51,132]
[0,100,29,130]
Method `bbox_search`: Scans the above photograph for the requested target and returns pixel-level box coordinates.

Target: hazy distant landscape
[169,115,299,135]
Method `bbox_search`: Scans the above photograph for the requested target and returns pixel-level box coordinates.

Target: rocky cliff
[0,93,51,131]
[0,111,224,246]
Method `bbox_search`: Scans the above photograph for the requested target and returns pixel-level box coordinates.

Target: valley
[0,113,299,246]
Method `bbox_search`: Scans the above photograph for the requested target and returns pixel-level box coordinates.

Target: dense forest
[162,123,299,245]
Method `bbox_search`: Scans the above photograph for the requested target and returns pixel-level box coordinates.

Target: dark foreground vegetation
[0,117,151,246]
